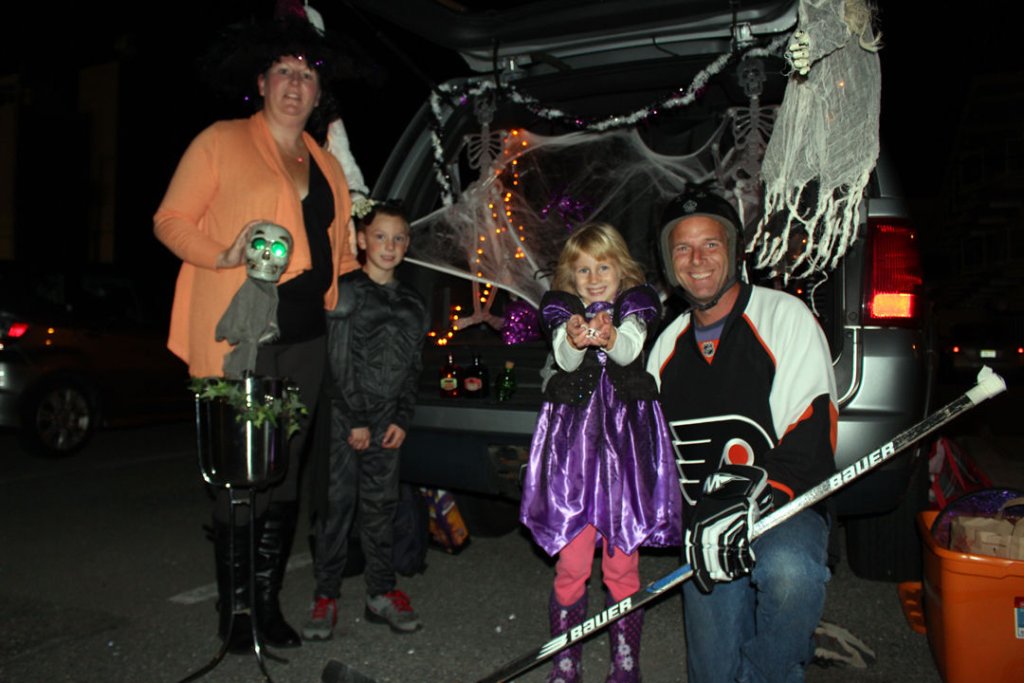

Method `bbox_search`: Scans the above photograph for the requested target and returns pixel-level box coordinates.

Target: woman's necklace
[277,139,307,165]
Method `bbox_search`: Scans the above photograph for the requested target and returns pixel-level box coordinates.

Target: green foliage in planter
[190,377,307,438]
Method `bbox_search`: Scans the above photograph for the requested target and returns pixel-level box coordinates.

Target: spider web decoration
[426,34,790,207]
[407,124,728,310]
[407,20,880,332]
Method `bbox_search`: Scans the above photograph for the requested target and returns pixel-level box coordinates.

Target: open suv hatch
[349,0,933,581]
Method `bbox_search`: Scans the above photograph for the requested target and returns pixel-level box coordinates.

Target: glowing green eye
[251,237,267,250]
[271,241,289,258]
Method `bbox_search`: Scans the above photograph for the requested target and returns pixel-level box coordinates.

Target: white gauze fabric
[753,0,881,278]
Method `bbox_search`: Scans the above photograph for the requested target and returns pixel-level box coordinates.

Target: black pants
[310,400,401,598]
[212,335,326,524]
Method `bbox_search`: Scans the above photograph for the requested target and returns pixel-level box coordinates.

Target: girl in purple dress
[520,223,682,683]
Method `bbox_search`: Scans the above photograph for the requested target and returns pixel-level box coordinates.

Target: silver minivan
[351,0,933,581]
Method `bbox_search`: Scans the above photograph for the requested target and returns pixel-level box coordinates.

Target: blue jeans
[682,509,830,683]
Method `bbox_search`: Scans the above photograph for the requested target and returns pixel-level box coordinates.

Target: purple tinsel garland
[502,300,542,345]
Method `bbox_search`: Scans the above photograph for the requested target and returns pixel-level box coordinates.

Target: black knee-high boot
[255,501,301,648]
[213,518,254,654]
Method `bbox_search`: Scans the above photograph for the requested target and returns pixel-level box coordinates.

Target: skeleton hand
[785,29,811,76]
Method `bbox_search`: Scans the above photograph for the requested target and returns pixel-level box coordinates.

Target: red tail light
[5,321,29,339]
[864,218,922,325]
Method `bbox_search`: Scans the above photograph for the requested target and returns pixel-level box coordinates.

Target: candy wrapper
[419,488,470,554]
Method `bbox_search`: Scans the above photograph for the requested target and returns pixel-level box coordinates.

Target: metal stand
[177,487,286,683]
[178,376,293,683]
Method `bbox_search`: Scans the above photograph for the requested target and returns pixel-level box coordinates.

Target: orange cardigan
[154,112,358,377]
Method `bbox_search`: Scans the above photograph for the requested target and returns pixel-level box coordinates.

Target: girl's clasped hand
[566,311,614,348]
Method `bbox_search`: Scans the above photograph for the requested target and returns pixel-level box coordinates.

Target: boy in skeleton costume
[304,199,429,641]
[647,188,837,682]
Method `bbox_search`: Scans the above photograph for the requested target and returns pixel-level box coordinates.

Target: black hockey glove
[685,464,774,594]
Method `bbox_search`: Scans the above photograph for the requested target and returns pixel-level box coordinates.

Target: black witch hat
[198,2,355,142]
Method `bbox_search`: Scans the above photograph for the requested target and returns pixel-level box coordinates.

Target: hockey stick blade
[475,366,1006,683]
[321,659,378,683]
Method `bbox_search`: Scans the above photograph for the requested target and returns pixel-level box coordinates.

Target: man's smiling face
[668,216,732,306]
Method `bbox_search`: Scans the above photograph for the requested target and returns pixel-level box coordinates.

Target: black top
[276,158,334,343]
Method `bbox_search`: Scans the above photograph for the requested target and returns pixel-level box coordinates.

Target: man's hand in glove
[685,464,774,593]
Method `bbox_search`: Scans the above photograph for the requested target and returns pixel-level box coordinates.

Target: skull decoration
[245,222,293,282]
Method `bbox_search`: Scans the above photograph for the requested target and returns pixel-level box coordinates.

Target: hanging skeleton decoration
[460,92,514,333]
[216,222,294,378]
[465,94,505,172]
[751,0,882,279]
[457,281,505,332]
[714,56,778,231]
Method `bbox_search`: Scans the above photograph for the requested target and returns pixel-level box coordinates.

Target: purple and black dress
[519,285,682,557]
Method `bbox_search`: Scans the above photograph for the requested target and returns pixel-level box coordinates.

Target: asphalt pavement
[0,377,1021,682]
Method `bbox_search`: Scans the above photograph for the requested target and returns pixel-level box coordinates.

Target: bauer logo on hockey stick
[537,597,634,660]
[828,441,896,488]
[477,367,1006,683]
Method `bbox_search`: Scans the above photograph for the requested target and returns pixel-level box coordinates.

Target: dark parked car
[345,0,935,580]
[941,320,1024,380]
[0,262,191,456]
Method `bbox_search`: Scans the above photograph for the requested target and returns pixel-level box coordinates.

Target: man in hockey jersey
[646,188,837,682]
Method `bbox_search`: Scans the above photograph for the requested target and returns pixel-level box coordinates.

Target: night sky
[2,0,464,287]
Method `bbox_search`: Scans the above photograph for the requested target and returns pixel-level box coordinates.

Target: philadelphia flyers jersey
[647,283,838,510]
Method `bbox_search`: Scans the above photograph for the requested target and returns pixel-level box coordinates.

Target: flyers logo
[665,415,774,506]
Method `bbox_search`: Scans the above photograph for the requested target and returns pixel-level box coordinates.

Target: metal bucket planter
[194,375,297,488]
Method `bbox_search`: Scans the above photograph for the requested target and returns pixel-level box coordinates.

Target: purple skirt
[519,372,683,557]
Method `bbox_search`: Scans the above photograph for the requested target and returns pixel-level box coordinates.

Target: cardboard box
[919,510,1024,682]
[949,515,1024,560]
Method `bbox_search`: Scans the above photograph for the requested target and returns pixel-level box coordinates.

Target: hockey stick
[476,366,1007,683]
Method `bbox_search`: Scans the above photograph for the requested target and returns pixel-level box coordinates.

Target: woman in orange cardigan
[154,16,358,654]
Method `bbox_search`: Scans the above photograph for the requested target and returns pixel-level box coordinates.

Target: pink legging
[553,525,640,605]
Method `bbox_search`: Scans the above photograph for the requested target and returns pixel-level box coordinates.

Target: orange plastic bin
[919,510,1024,682]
